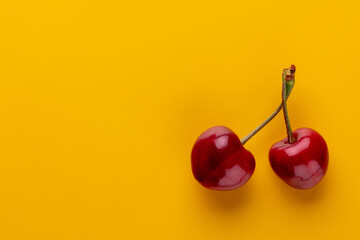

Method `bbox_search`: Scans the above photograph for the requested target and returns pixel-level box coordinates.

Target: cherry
[269,128,328,189]
[191,126,255,190]
[191,65,297,191]
[268,65,329,189]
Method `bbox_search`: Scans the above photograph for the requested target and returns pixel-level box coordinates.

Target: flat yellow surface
[1,1,360,239]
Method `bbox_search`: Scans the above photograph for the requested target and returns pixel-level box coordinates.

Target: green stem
[282,67,296,144]
[240,65,296,145]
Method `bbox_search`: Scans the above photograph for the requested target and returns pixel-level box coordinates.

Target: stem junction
[282,65,296,144]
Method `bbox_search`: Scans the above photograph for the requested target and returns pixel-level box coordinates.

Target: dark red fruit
[191,126,255,190]
[269,128,328,189]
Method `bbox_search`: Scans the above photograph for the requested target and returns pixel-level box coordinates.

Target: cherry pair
[191,66,329,190]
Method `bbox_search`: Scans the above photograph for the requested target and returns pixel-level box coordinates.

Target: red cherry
[191,126,255,190]
[269,128,329,189]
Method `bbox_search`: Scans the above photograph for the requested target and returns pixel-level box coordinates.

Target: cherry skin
[269,128,328,189]
[191,126,255,190]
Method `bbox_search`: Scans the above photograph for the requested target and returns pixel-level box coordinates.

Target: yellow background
[1,0,359,239]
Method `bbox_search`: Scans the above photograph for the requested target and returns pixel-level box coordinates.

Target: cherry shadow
[193,181,255,212]
[272,175,330,204]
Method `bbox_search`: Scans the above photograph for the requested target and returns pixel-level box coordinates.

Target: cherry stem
[240,65,296,145]
[240,103,283,145]
[282,66,296,144]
